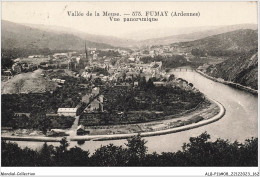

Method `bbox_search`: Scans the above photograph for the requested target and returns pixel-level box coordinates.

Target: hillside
[139,24,257,46]
[22,23,135,48]
[1,69,57,94]
[181,29,258,90]
[1,20,115,50]
[175,29,258,54]
[205,49,258,90]
[11,21,258,48]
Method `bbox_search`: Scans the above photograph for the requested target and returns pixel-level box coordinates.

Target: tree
[125,134,148,166]
[2,58,14,69]
[58,137,69,153]
[239,138,258,166]
[38,115,51,135]
[91,144,128,166]
[146,78,154,90]
[54,137,70,166]
[64,147,90,166]
[168,74,175,81]
[1,141,37,166]
[181,132,217,166]
[1,109,14,127]
[122,72,127,81]
[94,78,102,86]
[138,76,146,89]
[1,133,258,167]
[38,143,55,166]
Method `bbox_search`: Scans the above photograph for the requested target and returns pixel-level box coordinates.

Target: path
[66,115,80,137]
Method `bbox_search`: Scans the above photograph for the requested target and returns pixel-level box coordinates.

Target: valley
[1,18,258,162]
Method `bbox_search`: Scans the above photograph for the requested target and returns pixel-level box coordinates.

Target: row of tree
[2,132,257,166]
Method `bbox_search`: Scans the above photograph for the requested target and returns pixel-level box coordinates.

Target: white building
[53,53,68,59]
[153,81,166,87]
[57,108,78,117]
[76,57,81,64]
[128,57,135,61]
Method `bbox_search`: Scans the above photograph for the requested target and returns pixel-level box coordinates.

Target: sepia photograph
[1,1,258,176]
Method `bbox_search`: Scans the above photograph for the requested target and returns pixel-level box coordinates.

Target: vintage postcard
[1,1,258,176]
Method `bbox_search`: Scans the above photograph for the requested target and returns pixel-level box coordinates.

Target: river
[10,69,258,154]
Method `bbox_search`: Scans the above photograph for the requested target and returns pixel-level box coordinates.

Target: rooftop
[58,108,77,113]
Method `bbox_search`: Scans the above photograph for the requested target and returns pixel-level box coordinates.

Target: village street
[66,115,80,137]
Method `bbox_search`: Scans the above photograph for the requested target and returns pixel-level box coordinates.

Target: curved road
[12,69,258,154]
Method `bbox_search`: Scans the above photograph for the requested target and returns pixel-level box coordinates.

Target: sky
[2,1,258,38]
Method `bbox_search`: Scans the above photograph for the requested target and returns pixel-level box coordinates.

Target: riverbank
[1,136,63,142]
[2,98,225,142]
[196,69,258,95]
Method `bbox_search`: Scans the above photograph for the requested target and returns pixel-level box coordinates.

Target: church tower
[85,42,88,62]
[78,41,89,68]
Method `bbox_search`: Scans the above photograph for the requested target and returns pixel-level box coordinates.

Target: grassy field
[1,69,57,94]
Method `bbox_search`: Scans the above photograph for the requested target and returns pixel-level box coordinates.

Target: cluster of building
[51,78,66,84]
[57,86,104,117]
[84,87,104,113]
[2,61,38,77]
[128,44,191,58]
[3,43,198,130]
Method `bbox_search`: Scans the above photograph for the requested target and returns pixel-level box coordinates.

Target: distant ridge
[1,20,258,49]
[21,22,135,48]
[175,29,258,52]
[138,24,257,46]
[1,20,116,50]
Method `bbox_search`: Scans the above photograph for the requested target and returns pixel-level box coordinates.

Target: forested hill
[175,29,258,90]
[205,49,258,90]
[1,20,115,50]
[138,24,257,46]
[175,29,258,56]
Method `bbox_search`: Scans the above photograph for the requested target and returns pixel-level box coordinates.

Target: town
[1,1,257,170]
[2,43,216,139]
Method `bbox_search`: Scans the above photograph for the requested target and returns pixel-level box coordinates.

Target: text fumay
[67,10,200,18]
[67,11,170,16]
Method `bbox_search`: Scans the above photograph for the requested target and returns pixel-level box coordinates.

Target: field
[1,69,57,94]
